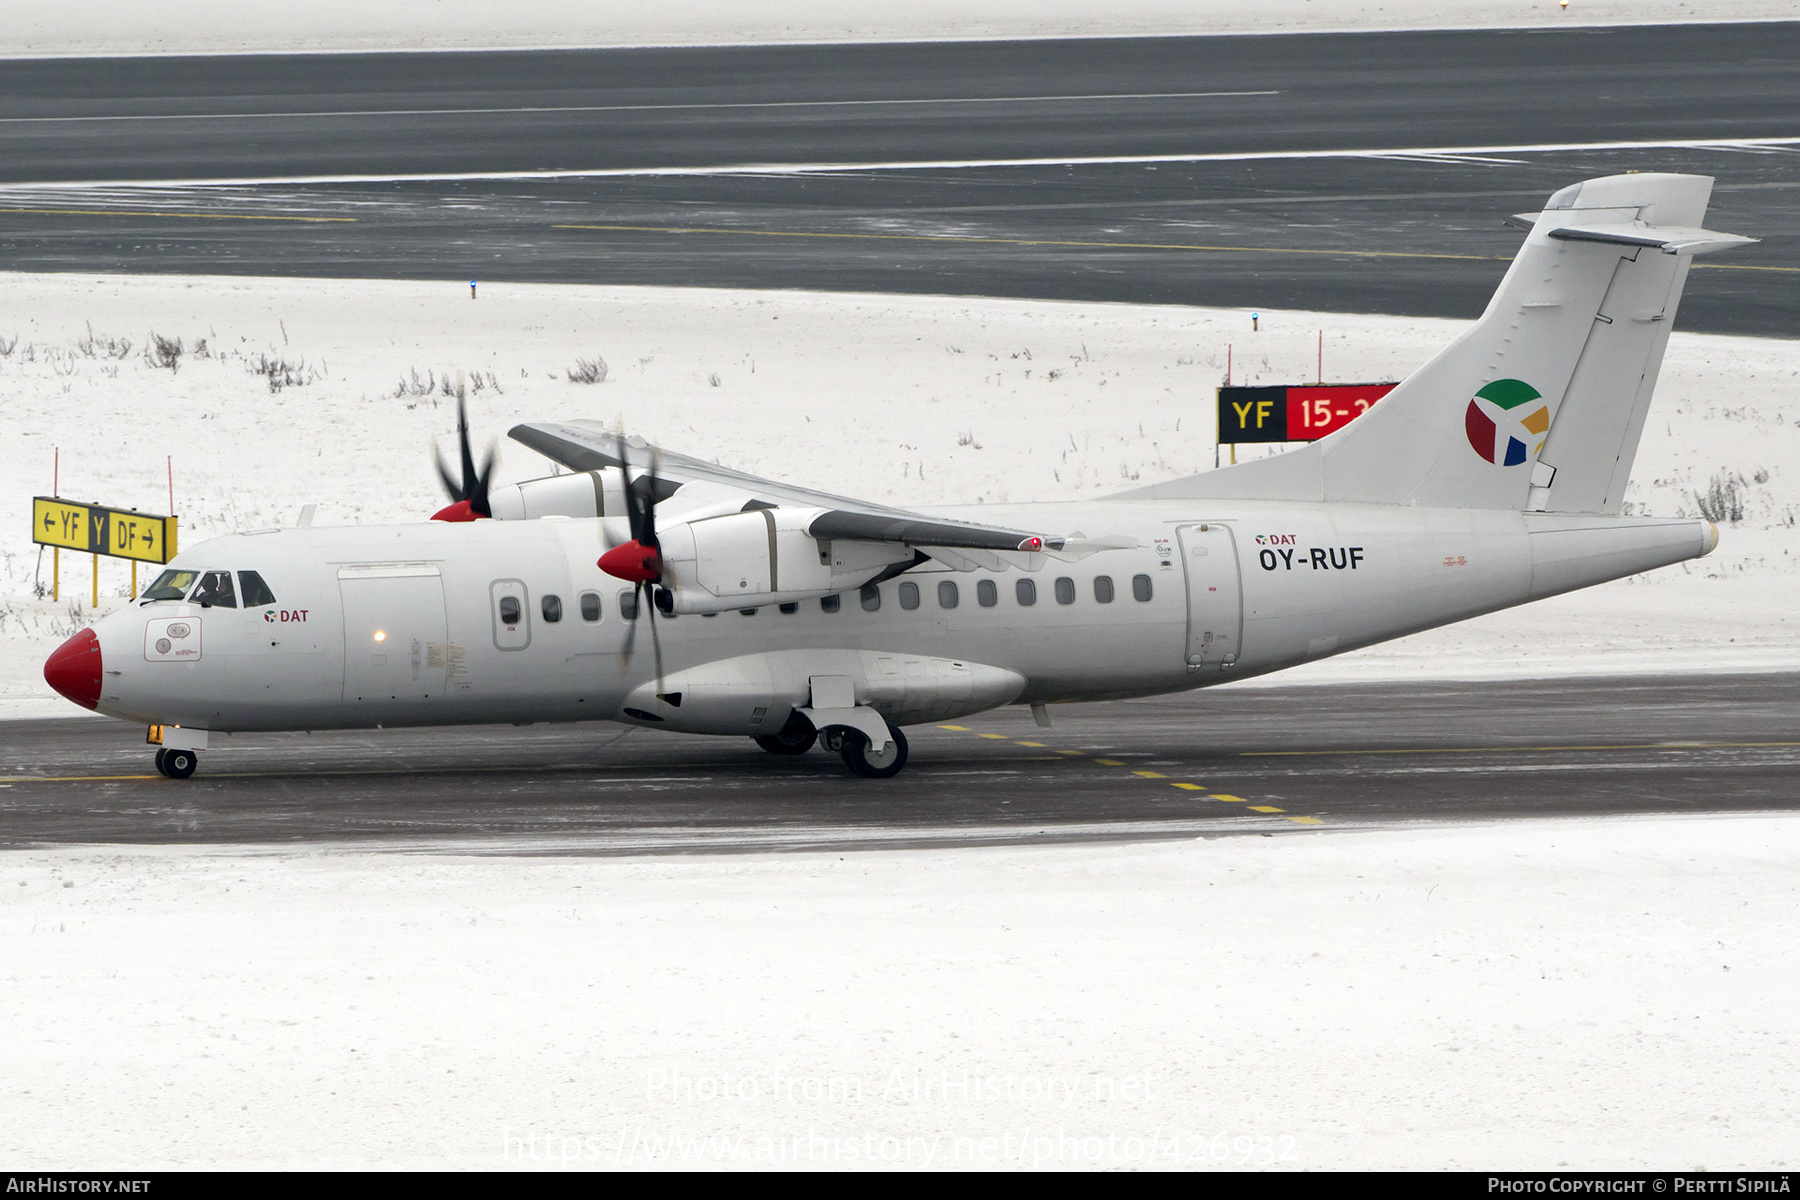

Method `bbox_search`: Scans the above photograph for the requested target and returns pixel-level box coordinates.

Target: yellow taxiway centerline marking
[929,725,1329,826]
[1241,740,1800,757]
[552,222,1506,263]
[0,207,355,223]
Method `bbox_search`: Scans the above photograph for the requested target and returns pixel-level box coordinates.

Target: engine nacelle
[656,508,912,614]
[488,471,619,521]
[617,649,1027,735]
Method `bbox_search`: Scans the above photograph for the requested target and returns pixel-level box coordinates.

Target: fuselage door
[338,563,449,703]
[1176,523,1242,670]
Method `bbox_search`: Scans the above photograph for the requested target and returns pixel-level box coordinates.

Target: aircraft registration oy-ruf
[44,174,1754,778]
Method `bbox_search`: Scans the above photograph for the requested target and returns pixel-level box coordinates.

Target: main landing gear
[834,725,908,778]
[752,714,910,777]
[154,748,198,779]
[754,713,818,757]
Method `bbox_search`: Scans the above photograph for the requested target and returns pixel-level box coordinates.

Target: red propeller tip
[599,540,662,583]
[432,499,485,522]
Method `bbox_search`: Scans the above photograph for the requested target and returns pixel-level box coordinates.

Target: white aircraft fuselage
[41,172,1748,777]
[78,498,1712,737]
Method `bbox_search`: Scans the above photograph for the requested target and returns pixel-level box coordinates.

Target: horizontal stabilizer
[1547,223,1758,256]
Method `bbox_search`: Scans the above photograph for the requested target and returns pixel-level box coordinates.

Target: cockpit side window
[142,569,199,602]
[191,570,238,608]
[239,571,277,607]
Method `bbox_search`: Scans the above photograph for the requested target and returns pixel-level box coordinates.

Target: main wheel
[754,714,817,756]
[161,748,198,779]
[153,748,169,777]
[840,723,908,778]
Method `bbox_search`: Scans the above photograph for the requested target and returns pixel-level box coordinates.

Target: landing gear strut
[155,748,198,779]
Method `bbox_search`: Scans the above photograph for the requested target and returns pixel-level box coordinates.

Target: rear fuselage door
[338,563,449,702]
[1176,523,1243,669]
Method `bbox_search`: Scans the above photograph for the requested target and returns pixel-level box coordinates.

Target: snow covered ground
[5,0,1797,58]
[4,815,1797,1170]
[2,271,1795,714]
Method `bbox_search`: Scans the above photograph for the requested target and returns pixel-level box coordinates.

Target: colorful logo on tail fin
[1465,379,1549,466]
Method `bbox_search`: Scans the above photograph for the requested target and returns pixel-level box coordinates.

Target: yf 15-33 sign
[33,497,179,565]
[1218,383,1398,443]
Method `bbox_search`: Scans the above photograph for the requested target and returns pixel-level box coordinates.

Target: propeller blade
[433,390,495,520]
[616,596,637,672]
[642,449,661,553]
[644,583,665,690]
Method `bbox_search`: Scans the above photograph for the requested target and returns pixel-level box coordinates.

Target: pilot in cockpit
[189,570,237,608]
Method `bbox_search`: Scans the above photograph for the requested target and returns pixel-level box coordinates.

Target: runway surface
[0,24,1795,332]
[3,672,1796,854]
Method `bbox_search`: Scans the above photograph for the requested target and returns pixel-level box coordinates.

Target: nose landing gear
[154,748,198,779]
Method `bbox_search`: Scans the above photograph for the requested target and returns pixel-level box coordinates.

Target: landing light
[374,630,387,642]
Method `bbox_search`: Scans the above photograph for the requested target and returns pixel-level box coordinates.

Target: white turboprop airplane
[43,173,1752,779]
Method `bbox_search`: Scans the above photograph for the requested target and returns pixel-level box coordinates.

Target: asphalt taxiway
[3,672,1795,853]
[0,23,1794,332]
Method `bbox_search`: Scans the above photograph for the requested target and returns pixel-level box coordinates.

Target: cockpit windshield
[190,570,238,608]
[239,571,276,606]
[141,568,274,606]
[141,569,200,602]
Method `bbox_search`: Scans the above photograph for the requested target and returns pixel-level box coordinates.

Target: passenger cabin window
[1132,574,1153,602]
[1054,577,1076,605]
[579,591,602,622]
[898,582,920,610]
[1016,578,1037,606]
[779,602,798,614]
[821,594,842,613]
[938,581,959,609]
[977,579,997,608]
[619,589,639,620]
[860,585,881,612]
[1093,576,1115,603]
[239,571,276,606]
[142,569,199,602]
[192,570,237,608]
[499,595,522,626]
[541,594,563,623]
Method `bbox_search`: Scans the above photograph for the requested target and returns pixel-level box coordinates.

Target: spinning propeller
[432,389,493,522]
[597,433,666,681]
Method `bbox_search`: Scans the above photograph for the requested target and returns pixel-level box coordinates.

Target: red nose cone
[598,540,662,583]
[44,627,102,711]
[431,499,484,522]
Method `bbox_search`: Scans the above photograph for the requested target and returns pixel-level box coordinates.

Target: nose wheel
[155,748,198,779]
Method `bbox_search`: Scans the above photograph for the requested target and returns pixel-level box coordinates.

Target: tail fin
[1127,173,1755,512]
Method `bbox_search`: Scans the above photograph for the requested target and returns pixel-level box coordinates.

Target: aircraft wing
[508,420,1072,555]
